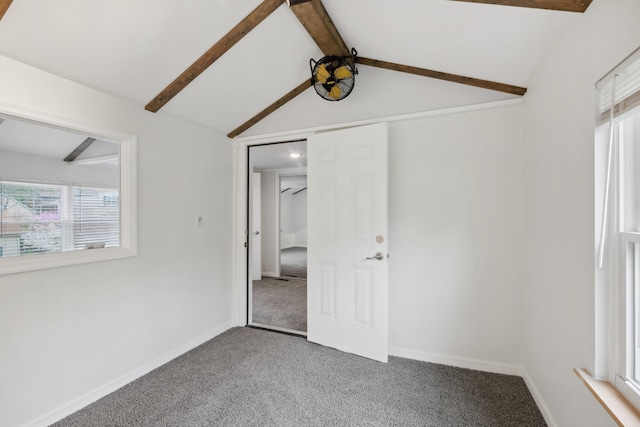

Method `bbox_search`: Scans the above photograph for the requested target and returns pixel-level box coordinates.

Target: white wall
[280,187,307,248]
[260,171,278,276]
[0,55,234,427]
[387,103,524,372]
[280,190,295,248]
[292,188,307,247]
[0,149,119,187]
[522,0,640,426]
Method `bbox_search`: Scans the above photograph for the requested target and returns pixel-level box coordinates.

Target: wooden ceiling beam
[145,0,285,113]
[450,0,592,13]
[227,79,311,138]
[0,0,13,21]
[356,57,527,96]
[64,137,96,162]
[289,0,350,57]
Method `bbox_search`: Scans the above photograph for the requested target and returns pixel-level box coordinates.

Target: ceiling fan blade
[227,79,311,138]
[315,63,331,84]
[450,0,592,13]
[356,57,527,96]
[289,0,350,57]
[333,66,352,80]
[145,0,285,113]
[328,86,341,99]
[0,0,13,21]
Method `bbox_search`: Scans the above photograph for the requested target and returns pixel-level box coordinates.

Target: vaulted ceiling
[0,0,590,139]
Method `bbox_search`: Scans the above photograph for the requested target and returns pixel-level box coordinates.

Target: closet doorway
[248,141,307,335]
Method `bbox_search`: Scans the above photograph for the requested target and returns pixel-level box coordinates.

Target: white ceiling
[0,1,579,138]
[0,115,118,164]
[251,140,307,170]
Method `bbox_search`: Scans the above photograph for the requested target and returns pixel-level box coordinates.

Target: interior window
[0,110,136,275]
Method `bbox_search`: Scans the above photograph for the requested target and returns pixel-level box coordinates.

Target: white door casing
[307,122,389,362]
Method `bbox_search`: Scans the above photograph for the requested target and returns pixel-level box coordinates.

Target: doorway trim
[232,138,309,327]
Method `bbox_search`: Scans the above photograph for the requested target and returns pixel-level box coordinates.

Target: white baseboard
[521,369,558,427]
[262,271,278,278]
[27,321,233,427]
[388,345,522,376]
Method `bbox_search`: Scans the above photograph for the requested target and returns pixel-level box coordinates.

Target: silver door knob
[366,252,384,261]
[252,231,260,235]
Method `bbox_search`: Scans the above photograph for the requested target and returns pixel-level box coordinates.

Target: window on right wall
[596,46,640,409]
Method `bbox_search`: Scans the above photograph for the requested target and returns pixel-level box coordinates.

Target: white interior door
[307,122,389,362]
[251,172,262,281]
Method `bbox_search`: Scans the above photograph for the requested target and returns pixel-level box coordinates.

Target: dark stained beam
[145,0,285,113]
[227,79,311,138]
[356,56,527,96]
[289,0,350,57]
[0,0,13,21]
[226,0,351,138]
[64,137,96,162]
[450,0,592,13]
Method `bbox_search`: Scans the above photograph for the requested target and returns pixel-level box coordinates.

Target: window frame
[0,102,137,276]
[618,231,640,409]
[602,106,640,410]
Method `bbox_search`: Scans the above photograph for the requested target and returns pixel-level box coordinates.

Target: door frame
[233,138,309,327]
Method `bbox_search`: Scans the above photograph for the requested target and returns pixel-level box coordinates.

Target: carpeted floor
[280,247,307,279]
[251,247,307,332]
[252,276,306,331]
[53,327,547,427]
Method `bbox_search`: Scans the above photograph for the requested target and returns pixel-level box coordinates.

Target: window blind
[0,180,119,258]
[72,186,119,250]
[598,47,640,125]
[0,181,63,255]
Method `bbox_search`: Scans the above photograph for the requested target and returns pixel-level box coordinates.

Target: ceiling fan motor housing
[310,48,358,101]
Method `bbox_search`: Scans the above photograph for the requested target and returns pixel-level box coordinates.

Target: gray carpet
[53,327,546,427]
[252,276,306,331]
[280,247,307,279]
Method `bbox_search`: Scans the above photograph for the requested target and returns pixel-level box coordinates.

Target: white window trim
[617,231,640,410]
[0,102,137,275]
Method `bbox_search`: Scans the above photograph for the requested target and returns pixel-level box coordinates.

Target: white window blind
[0,181,64,255]
[598,47,640,125]
[73,186,119,250]
[0,180,119,258]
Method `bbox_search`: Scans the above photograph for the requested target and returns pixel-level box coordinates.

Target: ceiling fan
[143,0,593,138]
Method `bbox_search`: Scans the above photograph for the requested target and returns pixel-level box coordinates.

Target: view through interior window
[0,115,120,259]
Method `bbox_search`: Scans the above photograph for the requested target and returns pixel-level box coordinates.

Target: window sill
[0,246,137,276]
[574,368,640,426]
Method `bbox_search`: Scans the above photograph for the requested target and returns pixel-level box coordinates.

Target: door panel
[350,265,375,329]
[307,122,388,362]
[319,262,338,321]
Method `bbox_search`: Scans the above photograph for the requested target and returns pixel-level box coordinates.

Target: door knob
[366,252,384,261]
[252,231,260,235]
